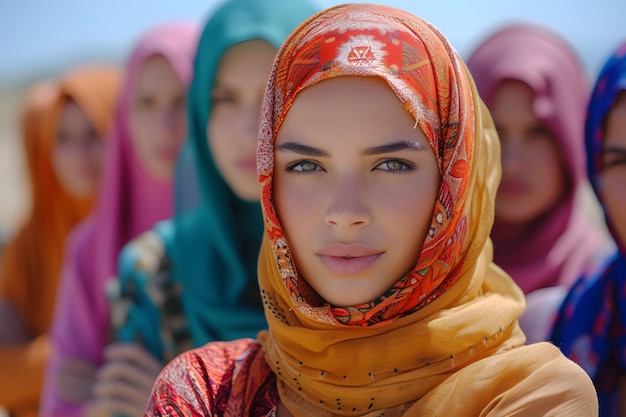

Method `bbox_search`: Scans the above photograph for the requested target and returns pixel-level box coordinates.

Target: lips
[316,244,383,276]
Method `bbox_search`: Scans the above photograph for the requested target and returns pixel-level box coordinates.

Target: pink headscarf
[41,22,198,417]
[467,24,608,293]
[92,21,198,282]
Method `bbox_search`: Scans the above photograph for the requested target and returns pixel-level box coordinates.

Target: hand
[85,343,163,417]
[56,357,97,404]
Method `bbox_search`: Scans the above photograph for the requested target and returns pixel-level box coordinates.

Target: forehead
[214,40,276,84]
[276,76,433,151]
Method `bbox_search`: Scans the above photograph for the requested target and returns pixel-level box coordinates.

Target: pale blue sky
[1,0,623,85]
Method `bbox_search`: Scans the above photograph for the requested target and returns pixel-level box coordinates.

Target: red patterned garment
[146,339,277,416]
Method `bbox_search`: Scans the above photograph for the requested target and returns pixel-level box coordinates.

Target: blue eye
[287,160,322,173]
[375,159,413,172]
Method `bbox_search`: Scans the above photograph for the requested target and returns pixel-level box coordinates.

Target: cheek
[274,179,319,228]
[52,145,70,176]
[602,172,626,240]
[129,113,154,153]
[207,114,232,154]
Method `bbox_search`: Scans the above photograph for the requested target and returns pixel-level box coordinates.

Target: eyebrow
[602,145,626,155]
[276,140,428,156]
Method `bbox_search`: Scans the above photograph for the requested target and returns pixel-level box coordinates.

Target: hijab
[551,42,626,417]
[166,0,317,346]
[467,24,607,293]
[0,68,119,335]
[47,21,197,369]
[255,5,596,416]
[89,21,198,289]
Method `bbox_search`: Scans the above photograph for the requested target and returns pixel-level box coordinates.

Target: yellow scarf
[256,4,597,416]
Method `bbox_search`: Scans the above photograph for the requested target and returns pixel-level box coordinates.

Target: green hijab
[170,0,317,346]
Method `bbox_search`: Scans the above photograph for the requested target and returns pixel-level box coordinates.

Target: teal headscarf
[169,0,317,347]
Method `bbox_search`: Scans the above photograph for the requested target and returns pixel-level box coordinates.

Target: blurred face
[601,93,626,245]
[274,77,440,307]
[129,54,187,181]
[490,80,567,225]
[53,100,103,197]
[208,40,276,201]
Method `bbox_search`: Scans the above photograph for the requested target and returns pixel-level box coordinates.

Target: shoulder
[495,342,598,416]
[119,229,168,277]
[147,339,264,415]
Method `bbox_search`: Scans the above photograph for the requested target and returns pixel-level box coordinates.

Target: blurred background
[0,0,623,238]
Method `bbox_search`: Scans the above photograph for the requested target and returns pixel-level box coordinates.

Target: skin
[129,54,187,182]
[207,39,277,201]
[58,344,162,417]
[489,80,567,225]
[274,76,440,308]
[52,100,104,198]
[600,93,626,245]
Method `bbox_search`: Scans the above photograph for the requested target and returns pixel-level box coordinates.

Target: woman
[40,22,197,417]
[147,5,598,416]
[111,0,317,370]
[0,68,119,417]
[551,42,626,417]
[466,24,613,343]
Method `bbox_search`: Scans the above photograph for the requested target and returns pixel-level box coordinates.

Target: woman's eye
[376,159,413,171]
[136,95,156,110]
[604,156,626,169]
[211,95,236,106]
[287,161,321,173]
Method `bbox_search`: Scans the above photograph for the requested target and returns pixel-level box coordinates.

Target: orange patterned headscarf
[258,4,479,325]
[256,4,596,416]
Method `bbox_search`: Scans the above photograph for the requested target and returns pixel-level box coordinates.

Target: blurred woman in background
[105,0,316,410]
[551,42,626,417]
[40,22,197,417]
[0,66,120,417]
[467,24,613,343]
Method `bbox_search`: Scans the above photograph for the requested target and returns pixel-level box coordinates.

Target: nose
[158,106,182,133]
[324,175,371,229]
[500,136,524,175]
[241,103,261,139]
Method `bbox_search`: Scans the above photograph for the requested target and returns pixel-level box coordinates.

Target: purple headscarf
[467,23,608,293]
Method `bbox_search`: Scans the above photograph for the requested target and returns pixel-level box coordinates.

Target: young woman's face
[129,54,187,181]
[274,77,440,307]
[490,80,567,225]
[53,100,104,197]
[208,39,276,201]
[601,93,626,245]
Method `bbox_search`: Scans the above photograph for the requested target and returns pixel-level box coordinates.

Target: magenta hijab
[467,24,607,293]
[92,21,198,282]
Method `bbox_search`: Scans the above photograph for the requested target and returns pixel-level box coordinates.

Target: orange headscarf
[255,4,597,416]
[0,67,119,415]
[0,67,119,334]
